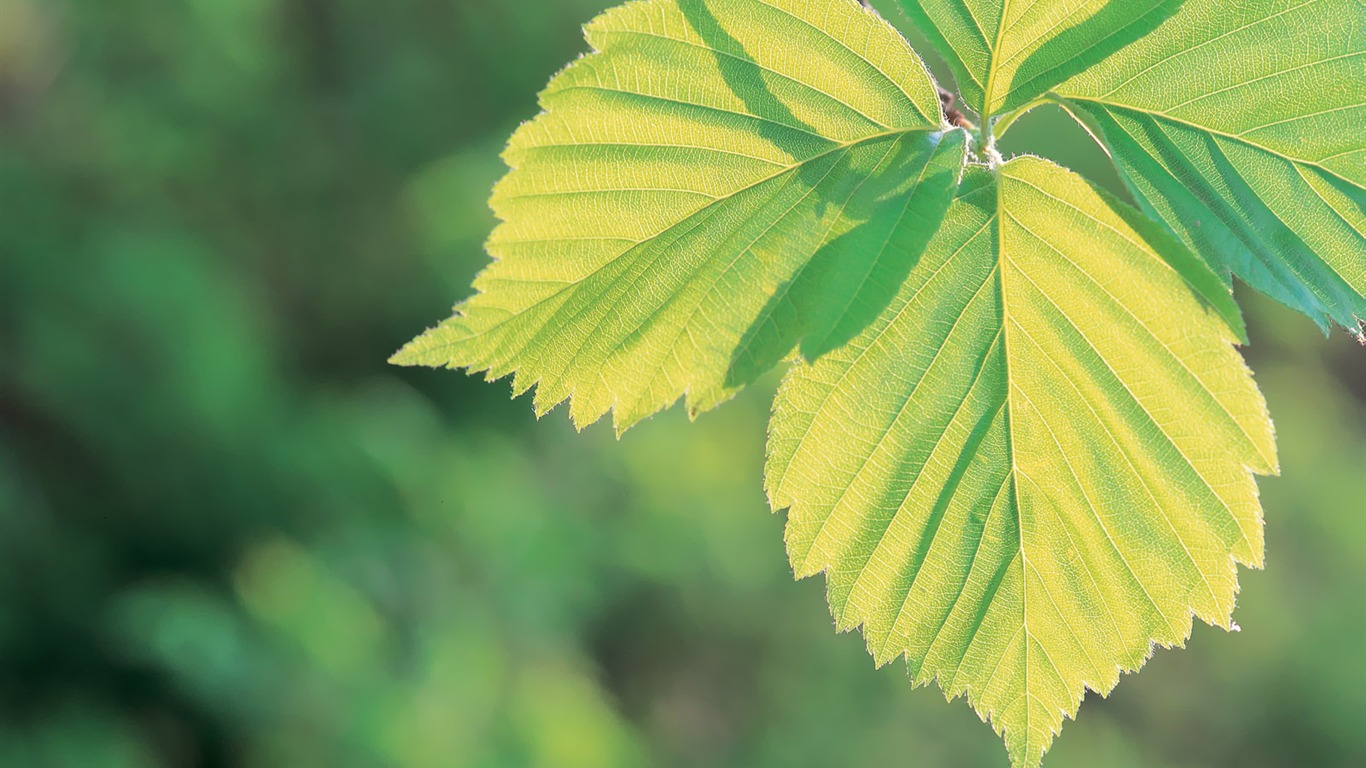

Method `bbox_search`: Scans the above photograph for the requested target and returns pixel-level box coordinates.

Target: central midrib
[980,0,1020,130]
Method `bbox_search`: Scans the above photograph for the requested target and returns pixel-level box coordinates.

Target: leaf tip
[387,343,422,367]
[609,410,637,439]
[388,327,451,368]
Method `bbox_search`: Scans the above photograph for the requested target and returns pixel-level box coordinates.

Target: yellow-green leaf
[768,157,1277,768]
[393,0,963,432]
[1053,0,1366,333]
[894,0,1185,117]
[397,3,1293,765]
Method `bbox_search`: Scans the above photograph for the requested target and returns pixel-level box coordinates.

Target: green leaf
[767,157,1277,768]
[393,0,964,432]
[398,2,1292,765]
[893,0,1186,117]
[1052,0,1366,333]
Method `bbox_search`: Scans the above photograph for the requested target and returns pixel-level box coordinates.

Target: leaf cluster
[394,1,1364,764]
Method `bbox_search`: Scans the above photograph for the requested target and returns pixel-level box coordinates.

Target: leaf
[392,0,964,432]
[893,0,1187,116]
[767,157,1277,768]
[397,2,1290,765]
[1052,0,1366,333]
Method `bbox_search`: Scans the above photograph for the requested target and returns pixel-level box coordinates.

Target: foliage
[396,1,1364,765]
[2,1,1363,767]
[905,0,1366,332]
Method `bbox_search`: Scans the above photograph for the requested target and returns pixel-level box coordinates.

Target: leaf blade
[395,0,961,431]
[768,157,1276,768]
[1054,0,1366,332]
[894,0,1185,116]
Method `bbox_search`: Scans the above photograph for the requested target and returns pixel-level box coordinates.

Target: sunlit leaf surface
[397,2,1295,765]
[768,158,1277,768]
[394,0,961,431]
[1054,0,1366,333]
[894,0,1186,116]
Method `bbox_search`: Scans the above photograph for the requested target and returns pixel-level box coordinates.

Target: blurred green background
[1,0,1362,766]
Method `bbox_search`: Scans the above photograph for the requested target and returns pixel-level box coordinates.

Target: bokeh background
[1,0,1363,766]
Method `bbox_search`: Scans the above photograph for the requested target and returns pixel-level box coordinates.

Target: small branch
[938,88,976,131]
